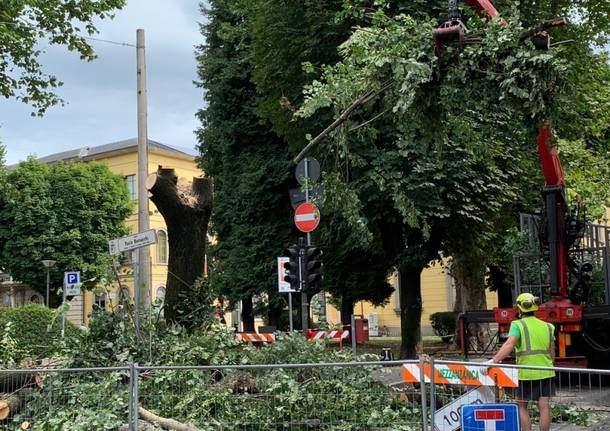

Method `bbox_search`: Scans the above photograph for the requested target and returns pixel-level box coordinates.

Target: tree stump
[146,168,212,322]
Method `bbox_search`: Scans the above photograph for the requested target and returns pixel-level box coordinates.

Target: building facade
[34,139,202,324]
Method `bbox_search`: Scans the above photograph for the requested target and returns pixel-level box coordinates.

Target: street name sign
[434,386,494,431]
[277,257,296,293]
[294,202,320,233]
[109,229,157,255]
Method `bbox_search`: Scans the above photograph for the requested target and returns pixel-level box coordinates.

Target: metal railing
[2,359,610,430]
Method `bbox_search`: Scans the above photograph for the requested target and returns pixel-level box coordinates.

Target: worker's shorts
[516,378,556,401]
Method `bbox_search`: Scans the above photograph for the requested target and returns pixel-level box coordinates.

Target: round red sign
[294,202,320,233]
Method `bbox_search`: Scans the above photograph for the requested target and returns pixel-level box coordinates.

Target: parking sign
[64,271,81,296]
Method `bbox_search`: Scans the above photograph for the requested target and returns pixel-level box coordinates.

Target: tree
[0,0,125,115]
[296,10,567,357]
[195,0,295,330]
[0,159,132,305]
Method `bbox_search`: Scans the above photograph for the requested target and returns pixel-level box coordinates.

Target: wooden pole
[136,29,151,314]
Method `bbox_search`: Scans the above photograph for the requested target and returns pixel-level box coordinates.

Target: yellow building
[38,139,202,324]
[325,266,498,335]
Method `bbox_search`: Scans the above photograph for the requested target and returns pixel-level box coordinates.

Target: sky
[0,0,204,165]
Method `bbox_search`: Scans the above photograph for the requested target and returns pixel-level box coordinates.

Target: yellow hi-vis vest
[514,316,555,380]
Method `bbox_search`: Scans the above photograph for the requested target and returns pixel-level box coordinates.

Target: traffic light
[304,245,322,291]
[283,244,301,291]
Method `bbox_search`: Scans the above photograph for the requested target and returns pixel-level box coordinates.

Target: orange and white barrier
[236,333,275,343]
[402,363,518,388]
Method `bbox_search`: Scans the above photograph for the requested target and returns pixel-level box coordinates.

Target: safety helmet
[515,293,540,313]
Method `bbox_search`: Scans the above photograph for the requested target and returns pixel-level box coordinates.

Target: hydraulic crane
[434,0,610,367]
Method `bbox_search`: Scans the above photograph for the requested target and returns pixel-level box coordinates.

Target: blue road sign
[461,403,520,431]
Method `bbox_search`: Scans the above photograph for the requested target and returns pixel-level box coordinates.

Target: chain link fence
[2,359,610,430]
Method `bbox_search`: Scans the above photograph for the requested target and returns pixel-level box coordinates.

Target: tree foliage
[296,8,569,356]
[0,159,132,304]
[195,0,294,329]
[0,0,125,115]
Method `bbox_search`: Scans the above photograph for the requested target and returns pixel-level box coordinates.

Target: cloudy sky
[0,0,204,164]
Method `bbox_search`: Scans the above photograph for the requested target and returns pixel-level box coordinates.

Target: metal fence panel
[0,367,130,431]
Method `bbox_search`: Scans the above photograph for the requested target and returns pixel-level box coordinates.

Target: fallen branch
[293,79,394,164]
[139,407,201,431]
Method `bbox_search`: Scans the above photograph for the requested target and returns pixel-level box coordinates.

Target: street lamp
[41,260,56,307]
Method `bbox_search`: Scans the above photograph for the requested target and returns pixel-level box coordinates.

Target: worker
[487,293,556,431]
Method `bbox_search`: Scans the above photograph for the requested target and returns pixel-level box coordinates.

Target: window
[125,175,136,200]
[94,293,107,309]
[156,230,168,264]
[30,294,43,304]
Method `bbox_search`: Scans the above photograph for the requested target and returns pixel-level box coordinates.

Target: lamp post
[41,260,56,307]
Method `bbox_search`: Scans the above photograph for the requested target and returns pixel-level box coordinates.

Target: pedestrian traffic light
[304,245,322,291]
[283,244,301,291]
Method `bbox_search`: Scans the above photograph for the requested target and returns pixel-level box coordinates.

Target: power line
[0,21,135,48]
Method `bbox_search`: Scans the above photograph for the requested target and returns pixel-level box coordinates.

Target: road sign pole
[61,279,67,338]
[288,292,293,332]
[302,159,310,334]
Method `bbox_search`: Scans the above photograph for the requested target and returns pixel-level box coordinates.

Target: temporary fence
[2,358,610,430]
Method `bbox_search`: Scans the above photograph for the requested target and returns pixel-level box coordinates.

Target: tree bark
[146,168,212,323]
[241,295,255,332]
[340,297,355,327]
[452,253,489,350]
[399,266,424,359]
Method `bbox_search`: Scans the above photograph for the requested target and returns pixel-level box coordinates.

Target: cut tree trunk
[146,168,212,323]
[0,389,31,421]
[399,266,424,359]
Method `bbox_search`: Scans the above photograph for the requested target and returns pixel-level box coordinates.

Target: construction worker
[488,293,556,431]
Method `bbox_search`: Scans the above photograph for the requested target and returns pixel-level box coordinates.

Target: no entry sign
[294,202,320,233]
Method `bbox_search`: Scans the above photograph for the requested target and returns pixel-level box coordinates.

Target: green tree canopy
[0,0,125,115]
[0,159,132,304]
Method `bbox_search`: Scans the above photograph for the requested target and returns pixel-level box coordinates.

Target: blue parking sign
[461,403,520,431]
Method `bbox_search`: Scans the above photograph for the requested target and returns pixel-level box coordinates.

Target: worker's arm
[550,339,556,362]
[490,335,518,363]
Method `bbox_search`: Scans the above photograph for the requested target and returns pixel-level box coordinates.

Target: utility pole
[136,28,151,311]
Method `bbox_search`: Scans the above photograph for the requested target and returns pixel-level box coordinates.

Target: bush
[0,304,81,363]
[429,311,457,339]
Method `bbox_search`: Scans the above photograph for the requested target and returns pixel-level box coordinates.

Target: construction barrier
[402,362,518,388]
[235,333,275,343]
[307,329,350,350]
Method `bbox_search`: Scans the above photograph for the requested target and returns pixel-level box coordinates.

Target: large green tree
[195,0,294,330]
[0,0,125,115]
[0,159,132,305]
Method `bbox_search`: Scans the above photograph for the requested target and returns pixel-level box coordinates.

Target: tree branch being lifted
[293,17,566,164]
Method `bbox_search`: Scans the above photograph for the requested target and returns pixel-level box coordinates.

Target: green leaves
[0,159,133,303]
[0,0,126,115]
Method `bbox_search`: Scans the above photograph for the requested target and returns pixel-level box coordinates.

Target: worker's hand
[485,359,495,365]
